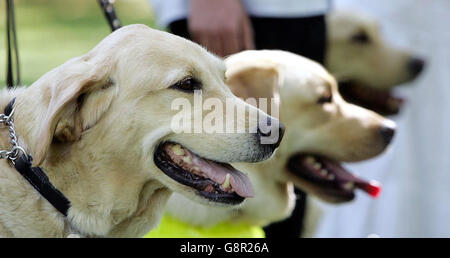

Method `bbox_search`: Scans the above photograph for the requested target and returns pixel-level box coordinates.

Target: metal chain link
[0,108,27,164]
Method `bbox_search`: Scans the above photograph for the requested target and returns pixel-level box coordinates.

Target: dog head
[326,10,426,115]
[226,50,395,203]
[15,25,283,211]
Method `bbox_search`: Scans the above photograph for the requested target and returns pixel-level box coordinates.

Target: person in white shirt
[149,0,332,238]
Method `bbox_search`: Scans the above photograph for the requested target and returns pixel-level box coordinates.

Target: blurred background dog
[326,10,426,116]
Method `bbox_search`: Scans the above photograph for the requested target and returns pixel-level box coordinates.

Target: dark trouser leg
[250,16,326,64]
[168,19,191,40]
[168,16,327,238]
[168,16,326,63]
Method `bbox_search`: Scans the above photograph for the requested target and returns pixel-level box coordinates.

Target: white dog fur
[0,25,278,237]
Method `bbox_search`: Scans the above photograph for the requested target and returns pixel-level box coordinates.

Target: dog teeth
[313,163,322,170]
[320,169,328,176]
[343,182,355,190]
[182,156,192,164]
[221,173,231,189]
[172,144,185,156]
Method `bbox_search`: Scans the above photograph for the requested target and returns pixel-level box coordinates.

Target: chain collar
[1,98,72,219]
[0,103,27,164]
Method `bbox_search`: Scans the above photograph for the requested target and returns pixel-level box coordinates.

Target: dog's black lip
[287,154,355,201]
[153,142,245,205]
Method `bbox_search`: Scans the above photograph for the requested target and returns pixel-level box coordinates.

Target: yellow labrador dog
[326,10,426,115]
[0,25,283,237]
[164,50,395,229]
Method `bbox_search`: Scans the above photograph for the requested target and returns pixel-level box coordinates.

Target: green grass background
[0,0,157,86]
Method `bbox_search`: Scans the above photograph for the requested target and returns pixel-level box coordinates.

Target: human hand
[189,0,255,56]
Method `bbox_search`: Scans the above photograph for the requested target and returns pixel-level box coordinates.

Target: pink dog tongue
[190,155,254,198]
[338,170,382,198]
[322,158,382,198]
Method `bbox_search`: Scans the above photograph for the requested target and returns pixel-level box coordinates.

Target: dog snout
[408,57,426,78]
[379,125,395,145]
[256,116,285,148]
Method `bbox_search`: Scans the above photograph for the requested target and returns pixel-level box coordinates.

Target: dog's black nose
[257,117,285,148]
[408,57,426,78]
[379,125,395,145]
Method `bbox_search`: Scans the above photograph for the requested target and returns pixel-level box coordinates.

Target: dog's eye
[317,92,332,104]
[351,31,370,44]
[171,77,202,92]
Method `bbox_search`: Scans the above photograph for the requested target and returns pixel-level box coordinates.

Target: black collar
[5,99,70,216]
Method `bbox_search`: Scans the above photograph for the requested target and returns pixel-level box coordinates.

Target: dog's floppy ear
[29,56,116,166]
[226,64,280,116]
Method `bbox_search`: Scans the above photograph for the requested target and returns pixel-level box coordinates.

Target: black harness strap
[5,99,70,216]
[5,0,21,88]
[98,0,122,32]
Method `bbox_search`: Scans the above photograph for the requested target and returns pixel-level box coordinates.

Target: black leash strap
[5,0,21,88]
[3,2,69,217]
[4,99,70,216]
[98,0,122,32]
[14,155,71,216]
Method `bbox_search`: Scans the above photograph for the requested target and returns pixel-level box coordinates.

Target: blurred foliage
[0,0,157,86]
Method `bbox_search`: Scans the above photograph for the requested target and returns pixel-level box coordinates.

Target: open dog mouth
[339,82,404,116]
[287,154,381,201]
[154,142,254,205]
